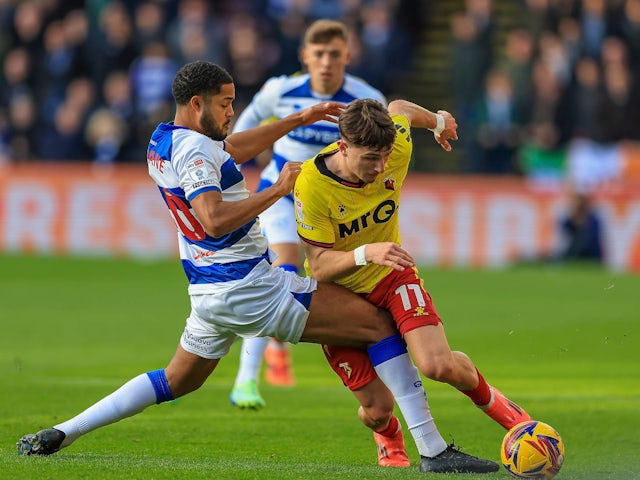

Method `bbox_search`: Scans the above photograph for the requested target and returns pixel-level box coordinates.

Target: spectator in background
[450,6,494,117]
[6,92,39,161]
[38,100,89,161]
[61,8,90,59]
[580,0,610,60]
[497,28,535,113]
[517,59,572,188]
[557,15,582,66]
[129,41,179,159]
[37,19,89,127]
[615,0,640,74]
[84,107,127,166]
[129,41,178,122]
[166,0,226,68]
[568,56,602,140]
[473,69,524,174]
[270,10,309,75]
[1,47,35,108]
[557,192,604,261]
[101,70,139,161]
[225,13,280,107]
[132,1,167,53]
[517,0,556,43]
[9,1,45,56]
[522,59,572,153]
[86,1,137,87]
[538,30,573,86]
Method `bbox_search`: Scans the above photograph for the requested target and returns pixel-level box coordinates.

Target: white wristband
[429,113,445,136]
[354,245,369,266]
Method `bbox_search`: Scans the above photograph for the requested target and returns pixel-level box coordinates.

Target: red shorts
[323,267,442,390]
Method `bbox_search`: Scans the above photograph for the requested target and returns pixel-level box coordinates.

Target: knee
[418,356,456,383]
[358,403,394,431]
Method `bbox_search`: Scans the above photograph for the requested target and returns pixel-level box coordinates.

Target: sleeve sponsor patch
[186,158,209,181]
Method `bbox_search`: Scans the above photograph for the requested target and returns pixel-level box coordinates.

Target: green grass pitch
[0,255,638,479]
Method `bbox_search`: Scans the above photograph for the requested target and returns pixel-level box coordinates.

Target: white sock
[372,352,447,457]
[234,337,270,385]
[54,373,158,448]
[394,389,447,457]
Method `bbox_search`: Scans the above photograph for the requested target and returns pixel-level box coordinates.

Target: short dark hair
[172,61,233,105]
[339,99,396,150]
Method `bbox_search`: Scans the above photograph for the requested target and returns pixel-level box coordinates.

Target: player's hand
[299,101,346,126]
[434,110,458,152]
[273,161,302,196]
[363,242,415,271]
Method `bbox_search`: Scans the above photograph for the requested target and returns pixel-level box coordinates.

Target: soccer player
[16,62,498,473]
[293,98,533,471]
[229,19,387,404]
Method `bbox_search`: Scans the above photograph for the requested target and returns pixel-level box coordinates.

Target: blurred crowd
[450,0,640,190]
[2,0,640,187]
[0,0,421,165]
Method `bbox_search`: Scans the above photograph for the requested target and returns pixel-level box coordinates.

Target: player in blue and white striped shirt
[230,18,387,406]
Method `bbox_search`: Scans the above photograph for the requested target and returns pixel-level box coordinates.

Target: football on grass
[501,420,565,479]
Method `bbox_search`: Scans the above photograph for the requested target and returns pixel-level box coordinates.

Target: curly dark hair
[172,61,233,105]
[338,98,396,150]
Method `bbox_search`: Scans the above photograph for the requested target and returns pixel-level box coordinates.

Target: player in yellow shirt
[295,98,532,473]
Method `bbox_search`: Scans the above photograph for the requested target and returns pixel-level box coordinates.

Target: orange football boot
[479,387,532,430]
[264,340,295,386]
[373,427,411,467]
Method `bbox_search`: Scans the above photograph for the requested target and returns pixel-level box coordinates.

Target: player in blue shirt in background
[229,18,385,404]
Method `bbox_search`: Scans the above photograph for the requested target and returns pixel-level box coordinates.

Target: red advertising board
[1,164,639,271]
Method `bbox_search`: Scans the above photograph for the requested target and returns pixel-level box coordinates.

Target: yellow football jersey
[294,114,413,293]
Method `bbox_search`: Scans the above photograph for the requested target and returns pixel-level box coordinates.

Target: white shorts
[258,195,299,245]
[180,260,317,359]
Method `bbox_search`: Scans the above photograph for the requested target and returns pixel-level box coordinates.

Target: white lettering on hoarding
[4,184,57,252]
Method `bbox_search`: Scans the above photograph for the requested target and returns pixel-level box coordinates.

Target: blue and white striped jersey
[232,73,386,191]
[147,122,270,294]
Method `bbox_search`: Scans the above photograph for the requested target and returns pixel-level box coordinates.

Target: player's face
[340,141,394,184]
[198,83,235,141]
[302,38,350,95]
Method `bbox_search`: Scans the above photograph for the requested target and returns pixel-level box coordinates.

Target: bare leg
[405,324,531,429]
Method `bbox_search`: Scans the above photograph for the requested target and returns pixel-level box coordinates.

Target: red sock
[459,368,492,406]
[376,415,400,437]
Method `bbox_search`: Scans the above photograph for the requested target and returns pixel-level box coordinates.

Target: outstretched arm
[387,99,458,152]
[226,101,346,163]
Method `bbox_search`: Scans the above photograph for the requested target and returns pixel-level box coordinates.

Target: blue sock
[367,334,408,366]
[146,369,174,403]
